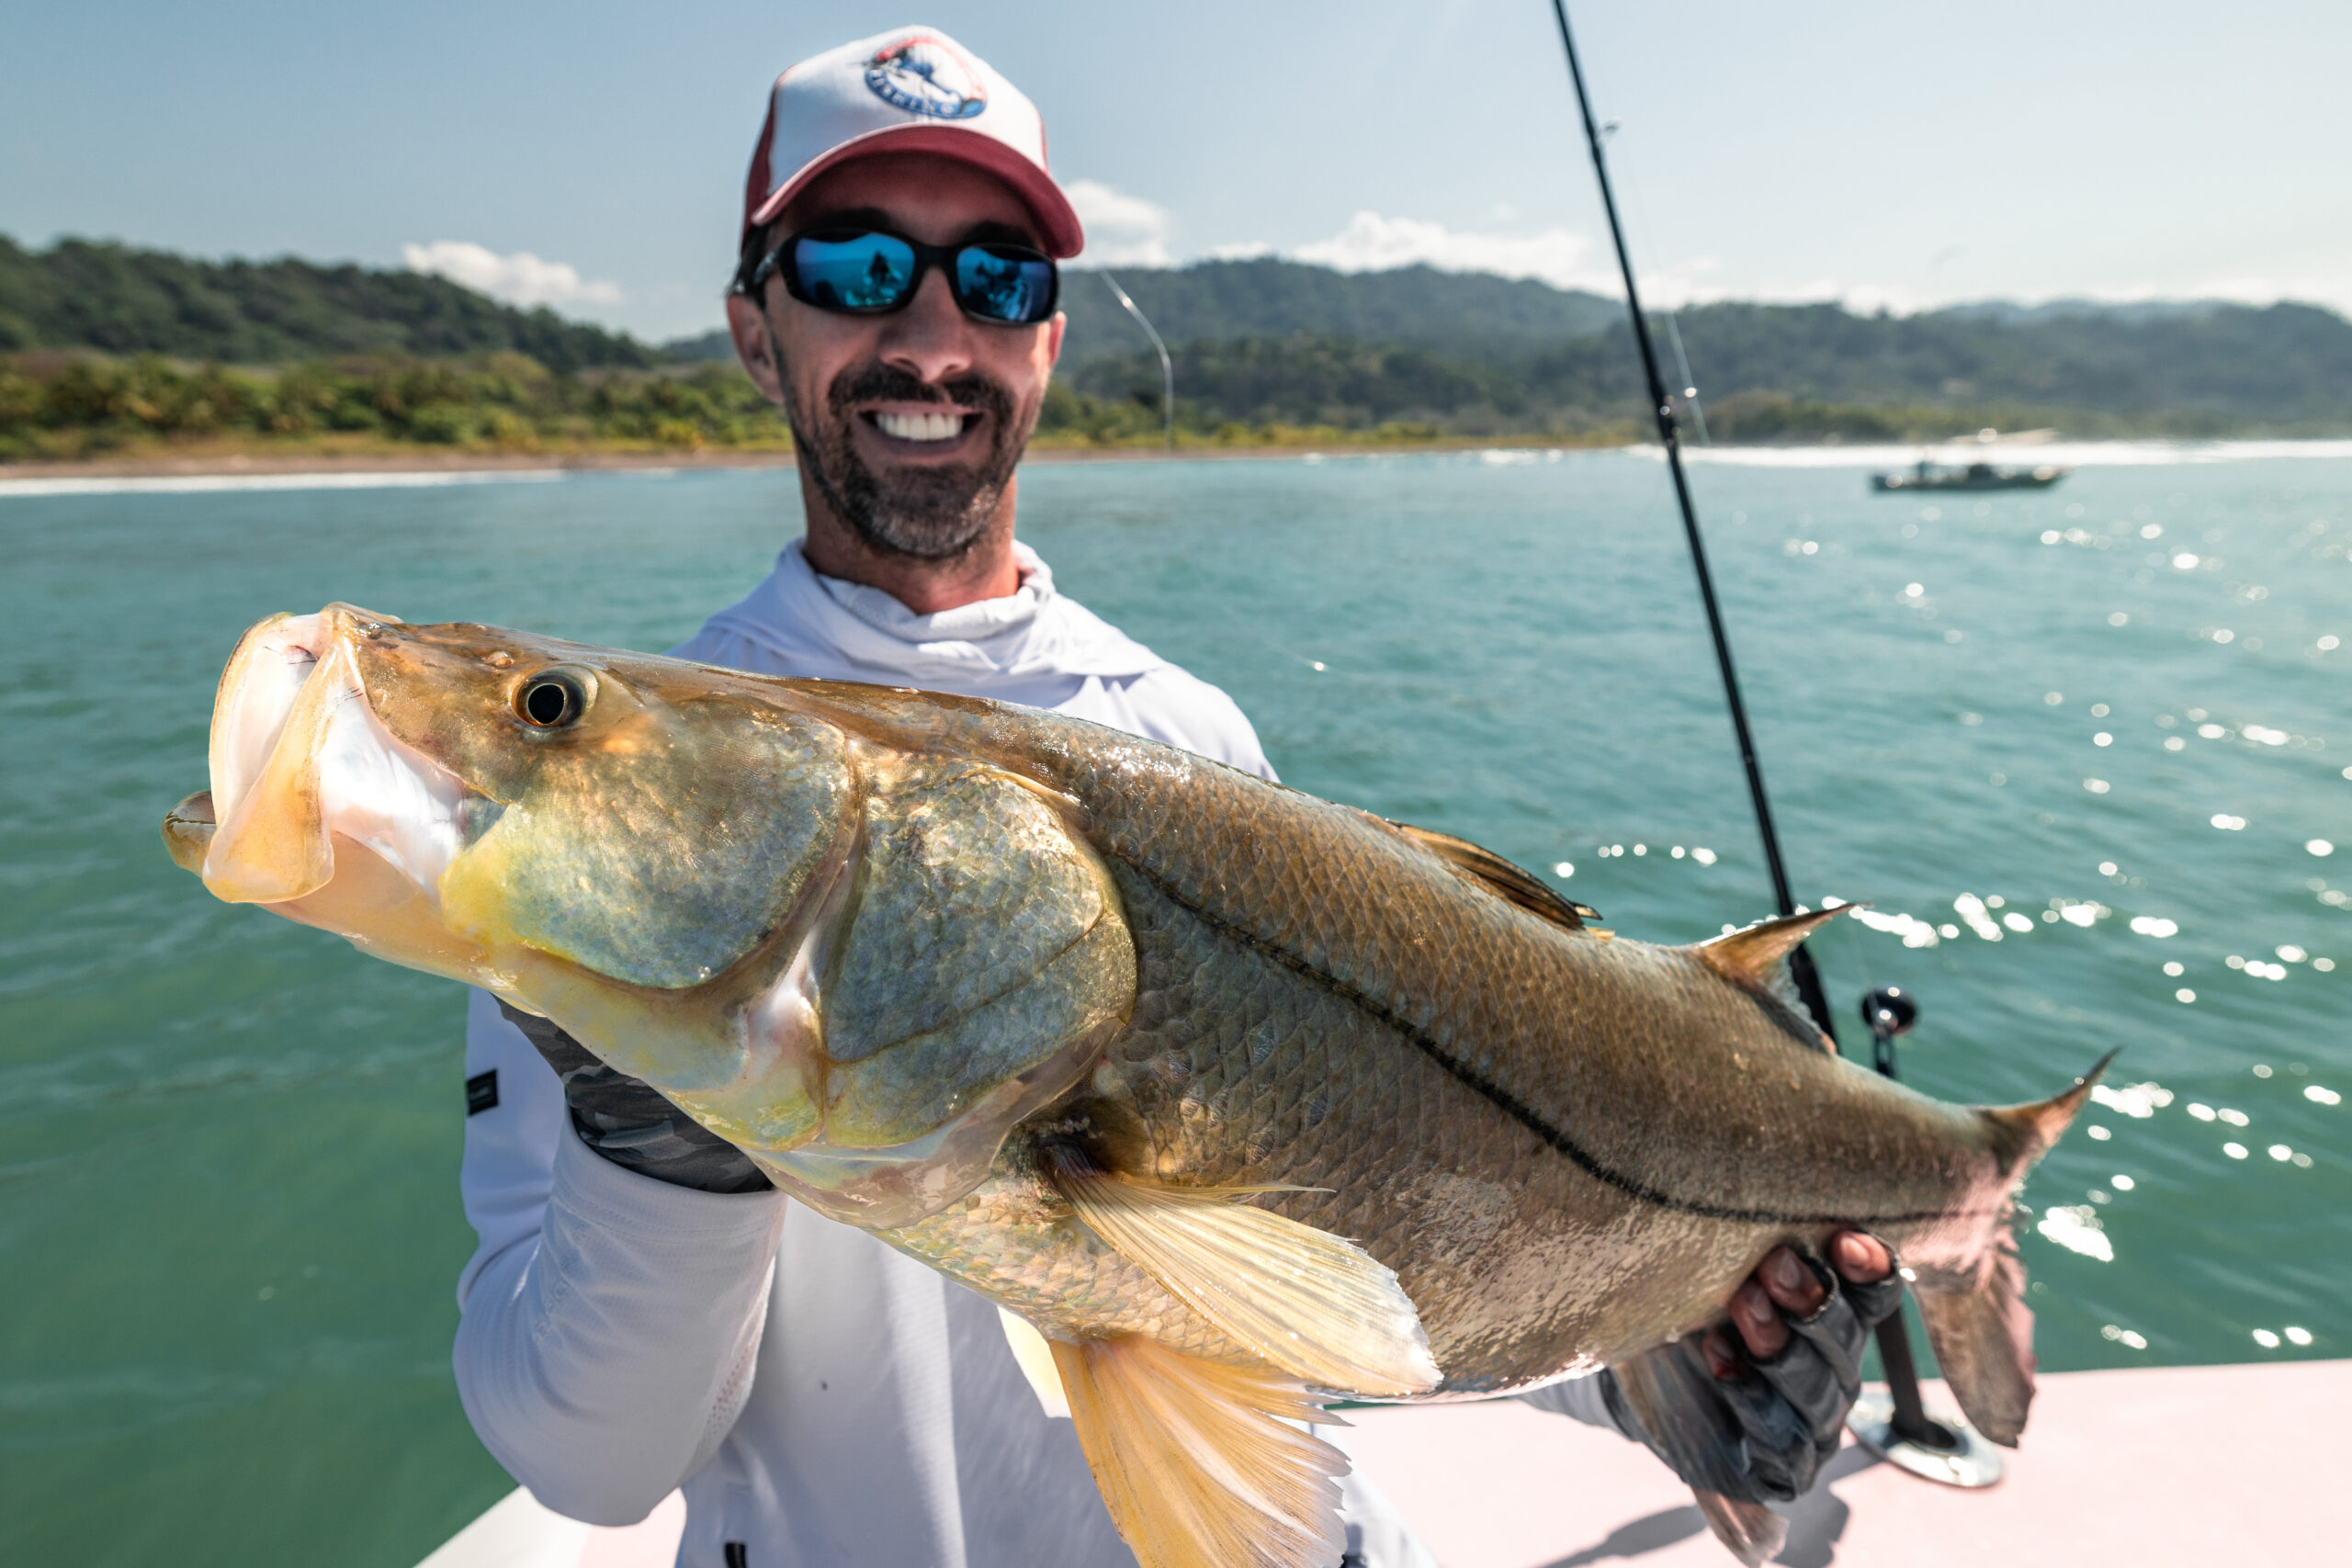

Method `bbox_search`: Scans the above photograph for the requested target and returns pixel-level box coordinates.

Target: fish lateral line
[1114,859,1983,1230]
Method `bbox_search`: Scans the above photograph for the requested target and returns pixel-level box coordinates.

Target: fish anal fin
[1978,1048,2120,1172]
[1611,1337,1788,1565]
[1052,1336,1347,1568]
[1386,819,1599,932]
[1693,1490,1788,1568]
[1914,1224,2037,1446]
[1046,1147,1440,1396]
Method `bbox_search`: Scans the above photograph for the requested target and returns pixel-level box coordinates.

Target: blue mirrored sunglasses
[738,228,1059,326]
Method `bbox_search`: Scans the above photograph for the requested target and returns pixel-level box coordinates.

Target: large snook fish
[166,604,2103,1568]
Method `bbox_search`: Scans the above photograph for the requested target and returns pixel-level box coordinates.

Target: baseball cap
[742,27,1084,260]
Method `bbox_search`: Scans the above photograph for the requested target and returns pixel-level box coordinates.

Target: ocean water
[3,447,2346,1564]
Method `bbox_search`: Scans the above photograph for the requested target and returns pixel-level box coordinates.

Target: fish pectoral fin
[1610,1337,1789,1567]
[1386,819,1599,932]
[1913,1224,2037,1446]
[1046,1148,1440,1396]
[1051,1336,1349,1568]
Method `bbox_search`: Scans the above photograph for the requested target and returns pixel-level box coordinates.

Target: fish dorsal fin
[1046,1147,1440,1397]
[1388,820,1598,933]
[1052,1335,1348,1568]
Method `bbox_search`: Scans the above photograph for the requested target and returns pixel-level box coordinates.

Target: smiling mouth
[867,410,977,443]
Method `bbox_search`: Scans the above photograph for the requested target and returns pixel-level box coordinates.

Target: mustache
[826,362,1014,425]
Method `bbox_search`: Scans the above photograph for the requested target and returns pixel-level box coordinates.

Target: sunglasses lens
[791,232,918,311]
[955,245,1057,323]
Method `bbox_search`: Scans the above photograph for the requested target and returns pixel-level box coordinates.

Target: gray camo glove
[1599,1249,1905,1503]
[500,1000,772,1195]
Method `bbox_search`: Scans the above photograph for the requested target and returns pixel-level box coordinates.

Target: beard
[783,360,1035,562]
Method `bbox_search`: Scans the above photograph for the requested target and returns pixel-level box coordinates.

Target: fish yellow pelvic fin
[1051,1335,1348,1568]
[1046,1148,1440,1397]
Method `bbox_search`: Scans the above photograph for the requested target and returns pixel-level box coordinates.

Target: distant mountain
[659,328,739,362]
[9,234,2346,439]
[1066,294,2352,436]
[0,235,659,372]
[1057,258,1623,368]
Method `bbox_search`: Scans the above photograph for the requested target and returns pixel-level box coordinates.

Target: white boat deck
[422,1359,2343,1567]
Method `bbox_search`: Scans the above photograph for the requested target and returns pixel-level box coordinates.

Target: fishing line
[1544,0,1837,1043]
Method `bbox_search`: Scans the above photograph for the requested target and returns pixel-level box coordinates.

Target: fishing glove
[500,1000,773,1195]
[1585,1250,1905,1504]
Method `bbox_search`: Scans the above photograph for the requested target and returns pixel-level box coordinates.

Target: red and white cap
[741,27,1084,259]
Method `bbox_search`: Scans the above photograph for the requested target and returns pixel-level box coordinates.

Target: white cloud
[401,241,622,310]
[1067,180,1172,268]
[1285,211,1612,294]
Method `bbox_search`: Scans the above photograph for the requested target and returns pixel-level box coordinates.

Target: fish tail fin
[1912,1222,2035,1446]
[1609,1337,1789,1566]
[1913,1048,2117,1447]
[1049,1336,1347,1568]
[1976,1047,2120,1175]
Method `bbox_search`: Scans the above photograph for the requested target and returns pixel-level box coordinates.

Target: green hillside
[6,234,2349,457]
[1058,258,1623,368]
[1066,292,2352,440]
[0,235,656,372]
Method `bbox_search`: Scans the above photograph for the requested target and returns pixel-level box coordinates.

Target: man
[453,27,1897,1568]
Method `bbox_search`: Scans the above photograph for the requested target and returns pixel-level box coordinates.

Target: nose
[874,266,978,389]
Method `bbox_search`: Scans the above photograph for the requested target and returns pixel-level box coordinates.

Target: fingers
[1829,1230,1894,1284]
[1720,1237,1896,1372]
[1759,1246,1827,1317]
[1730,1276,1791,1359]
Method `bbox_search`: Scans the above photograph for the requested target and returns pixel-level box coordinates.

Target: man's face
[730,153,1065,562]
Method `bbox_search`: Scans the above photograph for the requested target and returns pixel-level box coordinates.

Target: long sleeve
[1518,1374,1638,1436]
[452,992,788,1524]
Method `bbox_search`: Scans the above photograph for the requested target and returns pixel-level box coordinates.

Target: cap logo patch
[865,36,987,120]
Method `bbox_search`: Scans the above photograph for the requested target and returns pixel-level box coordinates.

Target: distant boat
[1871,458,2068,492]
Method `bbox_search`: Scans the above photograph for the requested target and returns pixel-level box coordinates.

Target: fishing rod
[1544,0,1836,1043]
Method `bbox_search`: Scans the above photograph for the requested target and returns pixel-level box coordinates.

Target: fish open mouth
[191,604,472,908]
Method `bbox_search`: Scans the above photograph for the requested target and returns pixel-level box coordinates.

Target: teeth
[875,411,964,442]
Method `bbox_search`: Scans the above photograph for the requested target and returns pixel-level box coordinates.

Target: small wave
[0,468,573,499]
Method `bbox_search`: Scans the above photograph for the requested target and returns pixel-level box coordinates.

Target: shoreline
[0,434,1621,482]
[8,435,2352,486]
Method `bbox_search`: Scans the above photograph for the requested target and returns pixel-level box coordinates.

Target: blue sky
[7,2,2347,341]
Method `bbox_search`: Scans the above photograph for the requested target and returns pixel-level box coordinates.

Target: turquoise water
[4,449,2346,1564]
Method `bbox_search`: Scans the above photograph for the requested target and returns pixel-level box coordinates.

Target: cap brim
[746,122,1084,259]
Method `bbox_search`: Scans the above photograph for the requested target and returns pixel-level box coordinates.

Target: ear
[1044,310,1066,369]
[727,291,788,409]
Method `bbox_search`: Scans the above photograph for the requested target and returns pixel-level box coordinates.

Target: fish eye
[514,668,594,728]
